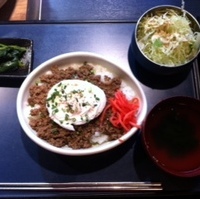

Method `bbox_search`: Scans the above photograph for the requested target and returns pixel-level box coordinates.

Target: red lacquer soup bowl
[142,96,200,177]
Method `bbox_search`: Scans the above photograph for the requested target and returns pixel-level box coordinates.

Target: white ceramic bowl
[17,52,147,156]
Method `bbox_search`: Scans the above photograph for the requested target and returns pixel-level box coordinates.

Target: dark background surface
[39,0,199,22]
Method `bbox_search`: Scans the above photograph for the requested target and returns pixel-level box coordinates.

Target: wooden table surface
[0,0,28,21]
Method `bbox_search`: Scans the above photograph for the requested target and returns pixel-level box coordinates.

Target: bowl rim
[16,51,148,156]
[134,5,200,68]
[142,96,200,177]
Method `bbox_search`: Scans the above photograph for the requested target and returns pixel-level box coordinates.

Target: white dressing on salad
[46,79,107,131]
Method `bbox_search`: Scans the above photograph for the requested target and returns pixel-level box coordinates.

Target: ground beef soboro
[28,62,125,149]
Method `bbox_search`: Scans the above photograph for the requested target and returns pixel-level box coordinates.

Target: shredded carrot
[100,90,140,132]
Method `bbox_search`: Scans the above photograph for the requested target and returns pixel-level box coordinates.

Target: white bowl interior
[17,52,147,156]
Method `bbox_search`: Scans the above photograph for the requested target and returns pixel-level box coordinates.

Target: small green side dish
[0,38,33,79]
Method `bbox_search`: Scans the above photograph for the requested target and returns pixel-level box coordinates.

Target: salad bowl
[131,5,200,75]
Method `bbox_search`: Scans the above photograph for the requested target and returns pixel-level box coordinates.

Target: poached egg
[46,79,107,131]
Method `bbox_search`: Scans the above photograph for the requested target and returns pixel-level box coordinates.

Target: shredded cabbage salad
[137,9,200,66]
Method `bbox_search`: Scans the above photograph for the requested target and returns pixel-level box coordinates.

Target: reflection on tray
[192,57,200,100]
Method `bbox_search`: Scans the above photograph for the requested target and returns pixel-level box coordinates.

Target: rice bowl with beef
[17,52,147,156]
